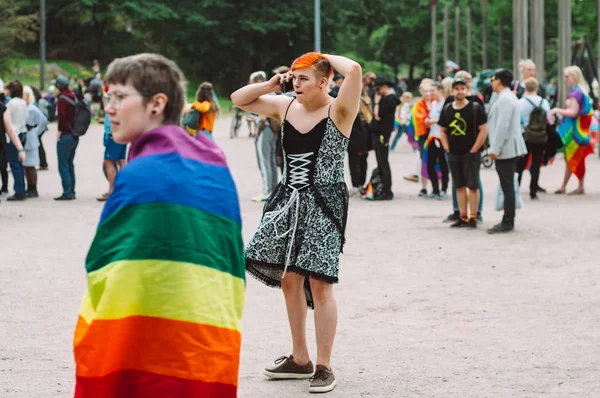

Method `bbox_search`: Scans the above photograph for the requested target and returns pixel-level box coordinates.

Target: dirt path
[1,118,598,397]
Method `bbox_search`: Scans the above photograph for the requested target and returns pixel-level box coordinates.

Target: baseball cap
[452,78,467,88]
[373,76,394,88]
[55,75,69,89]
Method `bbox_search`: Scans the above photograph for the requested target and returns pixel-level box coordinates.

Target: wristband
[18,149,25,153]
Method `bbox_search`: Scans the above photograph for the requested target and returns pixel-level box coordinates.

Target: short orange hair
[291,52,334,80]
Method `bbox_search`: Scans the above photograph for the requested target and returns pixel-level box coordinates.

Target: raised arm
[230,74,293,121]
[325,54,362,137]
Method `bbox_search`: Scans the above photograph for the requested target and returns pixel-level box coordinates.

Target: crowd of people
[244,59,598,235]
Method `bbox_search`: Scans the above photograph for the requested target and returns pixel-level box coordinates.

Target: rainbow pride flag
[73,125,245,397]
[558,86,594,180]
[422,136,442,180]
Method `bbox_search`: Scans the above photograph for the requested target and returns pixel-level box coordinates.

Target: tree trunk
[409,63,415,82]
[481,0,488,69]
[91,4,105,59]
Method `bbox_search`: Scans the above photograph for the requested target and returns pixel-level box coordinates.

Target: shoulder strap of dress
[283,98,295,121]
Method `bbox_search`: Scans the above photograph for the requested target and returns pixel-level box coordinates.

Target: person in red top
[55,75,78,200]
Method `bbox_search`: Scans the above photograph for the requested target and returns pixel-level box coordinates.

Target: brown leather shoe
[309,365,337,393]
[263,355,314,380]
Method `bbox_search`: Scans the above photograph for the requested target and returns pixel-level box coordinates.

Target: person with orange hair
[232,52,362,394]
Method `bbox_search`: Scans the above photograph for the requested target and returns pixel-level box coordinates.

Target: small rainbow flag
[558,86,594,180]
[73,125,245,397]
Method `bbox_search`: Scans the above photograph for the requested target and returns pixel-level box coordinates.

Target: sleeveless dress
[245,100,349,308]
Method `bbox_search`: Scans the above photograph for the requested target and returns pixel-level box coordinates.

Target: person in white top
[517,77,551,200]
[4,81,28,201]
[425,81,449,199]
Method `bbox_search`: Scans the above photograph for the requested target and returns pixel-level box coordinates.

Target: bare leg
[468,188,480,217]
[421,176,428,190]
[310,279,337,369]
[557,163,571,192]
[456,187,468,216]
[281,273,310,365]
[104,160,118,193]
[117,159,127,170]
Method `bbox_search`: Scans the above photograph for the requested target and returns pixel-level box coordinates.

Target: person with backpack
[517,77,551,200]
[55,75,79,200]
[184,82,219,141]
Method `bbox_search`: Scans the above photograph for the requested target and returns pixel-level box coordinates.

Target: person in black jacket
[347,89,372,196]
[369,76,400,200]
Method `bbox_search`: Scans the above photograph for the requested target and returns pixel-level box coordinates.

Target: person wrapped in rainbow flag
[73,54,245,398]
[551,66,596,195]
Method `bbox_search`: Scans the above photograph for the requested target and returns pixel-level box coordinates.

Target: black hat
[493,69,513,87]
[452,78,467,88]
[373,76,393,88]
[333,73,344,82]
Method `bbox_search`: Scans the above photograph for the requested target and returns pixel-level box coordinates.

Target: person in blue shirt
[97,113,127,201]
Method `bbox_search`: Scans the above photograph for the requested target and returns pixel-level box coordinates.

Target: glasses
[104,92,143,108]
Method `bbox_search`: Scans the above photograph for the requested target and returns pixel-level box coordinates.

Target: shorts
[104,138,127,161]
[447,152,481,190]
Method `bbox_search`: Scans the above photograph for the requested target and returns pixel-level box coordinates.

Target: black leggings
[427,141,449,194]
[348,151,368,188]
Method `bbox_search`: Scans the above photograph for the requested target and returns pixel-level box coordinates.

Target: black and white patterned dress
[245,100,349,308]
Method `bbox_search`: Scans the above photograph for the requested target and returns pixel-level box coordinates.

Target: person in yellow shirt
[190,82,220,141]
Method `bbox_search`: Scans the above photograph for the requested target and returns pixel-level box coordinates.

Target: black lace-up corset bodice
[282,118,326,190]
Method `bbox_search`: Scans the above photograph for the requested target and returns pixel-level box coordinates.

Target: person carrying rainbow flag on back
[73,53,245,398]
[550,65,596,195]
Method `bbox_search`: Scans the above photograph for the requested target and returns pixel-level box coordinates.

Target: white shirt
[6,98,28,142]
[428,100,445,139]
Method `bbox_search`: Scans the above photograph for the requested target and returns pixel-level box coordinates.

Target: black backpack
[524,98,548,144]
[60,95,92,137]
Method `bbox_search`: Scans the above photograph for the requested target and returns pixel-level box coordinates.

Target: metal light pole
[431,0,438,77]
[40,0,46,90]
[314,0,321,52]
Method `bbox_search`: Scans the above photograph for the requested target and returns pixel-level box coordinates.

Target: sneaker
[438,191,448,200]
[263,355,314,380]
[373,191,394,201]
[537,186,546,193]
[427,193,440,199]
[450,219,468,228]
[487,223,514,234]
[25,190,39,198]
[477,212,483,223]
[37,166,49,171]
[252,194,270,203]
[54,194,75,201]
[6,194,26,201]
[530,195,539,201]
[309,365,337,394]
[1,188,8,194]
[465,219,477,229]
[403,175,419,183]
[349,187,361,197]
[96,192,110,202]
[443,212,460,223]
[418,189,427,197]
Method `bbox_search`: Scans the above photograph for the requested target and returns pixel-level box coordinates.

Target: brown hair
[105,53,186,125]
[31,86,42,102]
[6,80,23,98]
[195,82,220,113]
[359,88,373,123]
